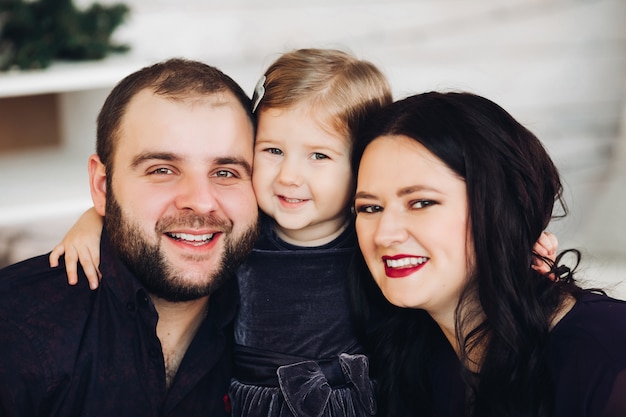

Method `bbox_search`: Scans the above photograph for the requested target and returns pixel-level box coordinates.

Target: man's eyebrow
[215,157,252,177]
[131,152,180,168]
[130,153,252,176]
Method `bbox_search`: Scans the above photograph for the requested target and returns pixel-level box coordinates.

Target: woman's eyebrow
[397,185,441,197]
[354,185,441,200]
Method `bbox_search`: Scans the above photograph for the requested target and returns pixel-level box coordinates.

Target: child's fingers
[84,248,102,290]
[534,231,558,258]
[48,243,66,268]
[532,258,552,275]
[532,231,559,279]
[543,231,558,256]
[63,247,80,285]
[73,246,101,290]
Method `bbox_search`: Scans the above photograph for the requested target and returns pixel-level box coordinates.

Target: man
[0,58,260,416]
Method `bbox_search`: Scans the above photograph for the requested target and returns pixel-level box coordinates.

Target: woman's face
[354,135,473,322]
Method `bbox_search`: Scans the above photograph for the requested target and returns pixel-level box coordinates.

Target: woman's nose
[374,209,409,247]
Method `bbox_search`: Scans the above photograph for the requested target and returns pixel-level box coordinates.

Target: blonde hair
[255,48,392,144]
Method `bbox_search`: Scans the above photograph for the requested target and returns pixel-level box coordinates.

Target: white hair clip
[252,75,266,113]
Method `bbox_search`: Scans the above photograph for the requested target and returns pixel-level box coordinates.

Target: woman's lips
[382,255,429,278]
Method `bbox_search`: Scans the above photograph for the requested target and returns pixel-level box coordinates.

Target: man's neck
[151,295,210,389]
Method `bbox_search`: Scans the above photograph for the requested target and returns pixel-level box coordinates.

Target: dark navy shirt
[430,292,626,417]
[0,230,236,417]
[547,292,626,417]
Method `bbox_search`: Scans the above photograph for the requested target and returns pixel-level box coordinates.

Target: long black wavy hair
[350,91,582,417]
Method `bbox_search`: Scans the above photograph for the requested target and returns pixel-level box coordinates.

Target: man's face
[101,89,258,301]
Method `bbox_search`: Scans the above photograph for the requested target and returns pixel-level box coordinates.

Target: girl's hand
[49,207,104,290]
[531,231,558,276]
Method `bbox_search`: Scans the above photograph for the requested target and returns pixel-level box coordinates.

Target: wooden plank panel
[0,94,61,152]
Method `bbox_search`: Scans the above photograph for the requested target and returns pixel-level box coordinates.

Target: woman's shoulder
[550,292,626,361]
[549,292,626,417]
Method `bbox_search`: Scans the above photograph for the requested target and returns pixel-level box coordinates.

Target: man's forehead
[115,88,253,157]
[130,87,239,108]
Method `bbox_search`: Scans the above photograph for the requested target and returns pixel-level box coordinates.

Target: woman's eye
[311,152,329,160]
[355,204,382,214]
[411,200,435,209]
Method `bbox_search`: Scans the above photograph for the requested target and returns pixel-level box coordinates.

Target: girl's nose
[276,157,303,186]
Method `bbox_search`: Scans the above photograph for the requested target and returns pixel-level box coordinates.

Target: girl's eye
[355,204,382,214]
[311,152,329,160]
[411,200,435,209]
[266,148,283,156]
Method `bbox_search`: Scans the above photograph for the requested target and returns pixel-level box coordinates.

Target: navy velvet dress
[229,217,376,417]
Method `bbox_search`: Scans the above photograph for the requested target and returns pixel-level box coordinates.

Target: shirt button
[137,291,150,309]
[126,302,136,312]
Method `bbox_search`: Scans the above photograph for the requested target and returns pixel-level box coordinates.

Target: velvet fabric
[229,216,376,417]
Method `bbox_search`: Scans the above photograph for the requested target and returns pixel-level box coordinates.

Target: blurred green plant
[0,0,130,71]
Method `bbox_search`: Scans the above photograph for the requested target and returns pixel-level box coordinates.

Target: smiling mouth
[383,256,429,278]
[385,257,428,268]
[280,196,306,203]
[166,232,216,246]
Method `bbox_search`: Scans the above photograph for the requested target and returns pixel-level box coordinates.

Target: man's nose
[174,175,218,214]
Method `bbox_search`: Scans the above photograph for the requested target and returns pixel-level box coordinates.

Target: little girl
[49,49,558,416]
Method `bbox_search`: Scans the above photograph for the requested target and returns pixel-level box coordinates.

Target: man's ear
[89,154,107,217]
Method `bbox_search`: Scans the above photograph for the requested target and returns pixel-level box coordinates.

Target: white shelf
[0,56,149,98]
[0,57,153,226]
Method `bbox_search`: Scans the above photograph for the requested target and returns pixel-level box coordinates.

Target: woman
[350,91,626,417]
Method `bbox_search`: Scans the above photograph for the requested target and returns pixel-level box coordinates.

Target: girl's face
[354,135,473,325]
[253,104,353,246]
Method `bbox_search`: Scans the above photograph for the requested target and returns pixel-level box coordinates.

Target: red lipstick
[382,254,428,278]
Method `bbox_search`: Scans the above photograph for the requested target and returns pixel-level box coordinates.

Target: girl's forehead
[257,105,350,145]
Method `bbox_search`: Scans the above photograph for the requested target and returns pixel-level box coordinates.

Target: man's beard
[105,191,259,302]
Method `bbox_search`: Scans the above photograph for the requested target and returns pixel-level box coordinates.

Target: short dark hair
[96,58,253,171]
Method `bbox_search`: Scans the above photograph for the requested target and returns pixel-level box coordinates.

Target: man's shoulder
[1,252,58,283]
[0,253,94,320]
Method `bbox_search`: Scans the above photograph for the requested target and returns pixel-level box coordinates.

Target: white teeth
[169,232,214,242]
[283,197,304,203]
[385,257,428,268]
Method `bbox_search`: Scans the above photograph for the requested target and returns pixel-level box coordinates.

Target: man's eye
[215,170,235,178]
[355,204,382,214]
[311,152,329,160]
[150,167,174,175]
